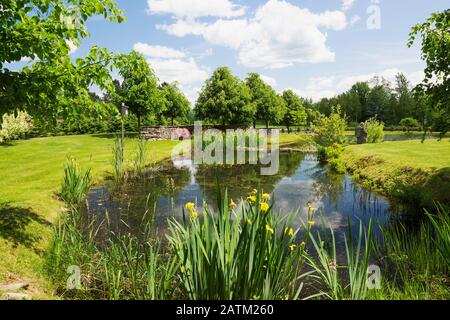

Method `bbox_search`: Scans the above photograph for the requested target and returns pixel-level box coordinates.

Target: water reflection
[86,153,400,252]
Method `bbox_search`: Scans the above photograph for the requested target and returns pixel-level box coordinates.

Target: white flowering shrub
[0,110,33,144]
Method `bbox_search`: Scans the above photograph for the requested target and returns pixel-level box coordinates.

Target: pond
[85,152,404,256]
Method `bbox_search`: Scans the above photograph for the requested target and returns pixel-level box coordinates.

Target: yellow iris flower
[265,224,274,234]
[262,193,271,201]
[260,202,269,213]
[185,202,195,212]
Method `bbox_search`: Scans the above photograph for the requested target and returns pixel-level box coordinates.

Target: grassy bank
[343,139,450,210]
[0,134,181,298]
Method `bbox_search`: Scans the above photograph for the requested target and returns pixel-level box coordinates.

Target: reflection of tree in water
[310,166,346,206]
[195,153,305,206]
[108,163,192,235]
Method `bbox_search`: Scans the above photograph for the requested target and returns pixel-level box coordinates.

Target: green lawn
[0,134,181,298]
[345,139,450,169]
[344,130,450,137]
[343,139,450,209]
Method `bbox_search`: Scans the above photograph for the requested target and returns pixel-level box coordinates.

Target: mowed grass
[345,139,450,169]
[344,139,450,209]
[0,134,181,298]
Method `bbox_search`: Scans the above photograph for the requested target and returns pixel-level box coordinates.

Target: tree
[282,90,307,132]
[399,117,420,132]
[409,9,450,135]
[195,67,256,126]
[312,105,347,147]
[394,73,415,124]
[246,73,285,129]
[160,82,190,126]
[0,0,125,116]
[338,91,362,124]
[112,51,162,130]
[366,77,394,122]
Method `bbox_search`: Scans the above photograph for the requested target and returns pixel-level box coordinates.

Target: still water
[85,153,402,253]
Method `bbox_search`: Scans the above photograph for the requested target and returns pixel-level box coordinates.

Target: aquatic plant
[167,188,311,300]
[60,157,92,206]
[133,136,147,175]
[305,218,374,300]
[46,208,179,300]
[112,137,125,181]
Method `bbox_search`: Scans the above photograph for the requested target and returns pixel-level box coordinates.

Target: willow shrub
[364,118,385,143]
[168,189,313,300]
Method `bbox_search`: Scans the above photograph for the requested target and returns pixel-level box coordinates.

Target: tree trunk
[253,119,256,129]
[172,117,174,126]
[287,126,290,134]
[265,120,269,130]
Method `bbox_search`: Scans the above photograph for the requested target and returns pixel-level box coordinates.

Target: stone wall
[141,127,192,141]
[141,126,280,141]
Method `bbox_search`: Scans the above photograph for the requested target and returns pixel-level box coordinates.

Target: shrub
[312,106,347,147]
[60,157,93,206]
[317,144,343,162]
[399,117,420,132]
[364,118,385,143]
[0,110,33,144]
[318,144,346,174]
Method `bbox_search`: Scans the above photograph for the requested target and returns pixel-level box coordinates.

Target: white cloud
[198,48,213,59]
[156,0,348,69]
[342,0,355,11]
[147,0,246,18]
[131,41,209,102]
[260,74,278,87]
[149,57,209,86]
[295,68,424,101]
[133,42,186,59]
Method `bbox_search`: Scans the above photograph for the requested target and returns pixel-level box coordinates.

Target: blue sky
[13,0,450,102]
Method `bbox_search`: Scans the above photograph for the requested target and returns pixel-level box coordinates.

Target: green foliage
[313,106,347,147]
[372,204,450,299]
[112,51,163,129]
[160,82,191,125]
[314,74,432,127]
[246,73,286,128]
[0,110,33,144]
[133,136,147,175]
[318,144,346,174]
[305,219,374,300]
[112,138,124,182]
[282,90,307,132]
[168,189,310,300]
[60,157,92,206]
[1,1,125,116]
[363,117,385,143]
[399,117,420,132]
[195,67,256,126]
[425,203,450,267]
[0,0,124,67]
[45,210,179,300]
[409,10,450,136]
